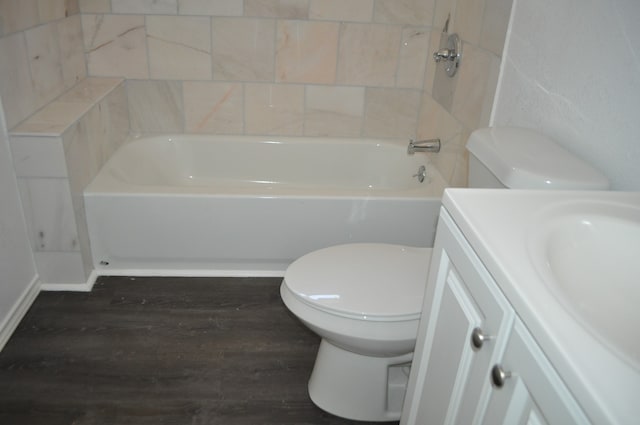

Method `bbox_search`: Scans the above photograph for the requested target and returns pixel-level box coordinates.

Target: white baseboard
[39,270,99,292]
[92,268,285,278]
[39,268,282,293]
[0,276,40,352]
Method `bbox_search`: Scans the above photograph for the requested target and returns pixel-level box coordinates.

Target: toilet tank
[466,127,610,190]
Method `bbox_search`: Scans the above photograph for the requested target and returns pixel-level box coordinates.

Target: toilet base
[308,339,413,422]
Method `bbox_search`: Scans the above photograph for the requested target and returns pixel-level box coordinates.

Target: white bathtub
[84,135,447,276]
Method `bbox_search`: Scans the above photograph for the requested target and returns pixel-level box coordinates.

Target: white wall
[0,98,39,350]
[492,0,640,190]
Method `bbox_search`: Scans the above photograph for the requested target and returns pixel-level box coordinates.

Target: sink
[528,200,640,371]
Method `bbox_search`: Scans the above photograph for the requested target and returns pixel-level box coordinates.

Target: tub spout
[408,139,441,155]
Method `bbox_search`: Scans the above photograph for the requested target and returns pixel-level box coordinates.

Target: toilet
[280,127,609,421]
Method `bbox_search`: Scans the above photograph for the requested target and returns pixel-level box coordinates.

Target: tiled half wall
[9,78,129,286]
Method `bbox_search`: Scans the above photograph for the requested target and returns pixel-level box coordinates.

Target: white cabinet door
[402,210,514,425]
[480,320,590,425]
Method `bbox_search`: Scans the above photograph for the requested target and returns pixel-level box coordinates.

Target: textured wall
[0,98,38,349]
[492,0,640,190]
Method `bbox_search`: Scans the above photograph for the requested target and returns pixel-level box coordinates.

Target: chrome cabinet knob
[470,327,490,350]
[491,364,511,388]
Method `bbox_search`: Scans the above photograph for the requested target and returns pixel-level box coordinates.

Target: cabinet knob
[470,327,491,350]
[490,364,511,388]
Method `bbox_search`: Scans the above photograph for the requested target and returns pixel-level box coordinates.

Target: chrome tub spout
[407,138,441,154]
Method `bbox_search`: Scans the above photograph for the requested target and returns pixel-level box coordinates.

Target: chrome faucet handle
[433,48,453,62]
[433,33,462,77]
[413,165,427,183]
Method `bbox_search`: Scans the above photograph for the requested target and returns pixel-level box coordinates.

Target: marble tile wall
[417,0,513,186]
[77,0,513,186]
[0,0,85,129]
[79,0,436,141]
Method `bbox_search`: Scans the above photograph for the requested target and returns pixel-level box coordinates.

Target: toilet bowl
[280,127,610,422]
[280,243,431,421]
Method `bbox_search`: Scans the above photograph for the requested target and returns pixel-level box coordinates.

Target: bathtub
[84,135,447,276]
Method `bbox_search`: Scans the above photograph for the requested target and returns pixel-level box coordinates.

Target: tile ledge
[10,78,125,137]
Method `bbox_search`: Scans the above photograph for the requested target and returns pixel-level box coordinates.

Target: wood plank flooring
[0,276,399,425]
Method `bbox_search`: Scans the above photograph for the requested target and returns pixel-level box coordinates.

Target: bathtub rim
[124,132,418,148]
[86,133,447,198]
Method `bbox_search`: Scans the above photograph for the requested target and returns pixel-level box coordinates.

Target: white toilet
[280,127,609,421]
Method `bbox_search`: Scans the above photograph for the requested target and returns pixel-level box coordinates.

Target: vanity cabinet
[401,209,589,425]
[482,319,588,424]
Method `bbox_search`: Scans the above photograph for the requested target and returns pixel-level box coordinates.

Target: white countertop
[442,188,640,425]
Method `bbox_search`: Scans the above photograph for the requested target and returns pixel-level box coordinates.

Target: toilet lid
[283,244,431,321]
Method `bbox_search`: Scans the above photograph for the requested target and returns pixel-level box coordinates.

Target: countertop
[442,188,640,425]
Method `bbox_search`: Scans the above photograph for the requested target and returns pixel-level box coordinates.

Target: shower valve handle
[433,48,454,62]
[433,33,462,77]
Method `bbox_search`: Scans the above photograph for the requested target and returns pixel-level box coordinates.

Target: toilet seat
[283,243,431,322]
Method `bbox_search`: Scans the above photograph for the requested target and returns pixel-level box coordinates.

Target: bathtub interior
[84,135,447,276]
[93,135,433,193]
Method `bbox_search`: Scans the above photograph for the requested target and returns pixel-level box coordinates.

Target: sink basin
[528,200,640,370]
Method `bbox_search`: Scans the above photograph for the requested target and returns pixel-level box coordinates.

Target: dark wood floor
[0,276,398,425]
